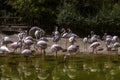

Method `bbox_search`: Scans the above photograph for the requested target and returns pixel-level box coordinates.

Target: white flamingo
[112,42,120,54]
[106,37,112,44]
[24,36,35,41]
[18,31,27,40]
[89,42,101,54]
[1,36,13,46]
[40,37,48,42]
[52,26,61,44]
[35,30,41,40]
[53,26,60,36]
[17,31,27,51]
[90,35,98,43]
[90,31,94,37]
[23,38,34,49]
[22,49,34,55]
[102,32,107,40]
[36,40,48,55]
[21,49,35,61]
[83,37,88,52]
[105,36,113,54]
[61,28,66,36]
[67,28,72,34]
[67,45,79,57]
[51,44,66,57]
[10,41,22,53]
[53,35,60,43]
[62,32,69,48]
[29,26,45,39]
[69,36,76,45]
[106,43,112,54]
[62,32,69,38]
[112,36,119,43]
[0,45,11,54]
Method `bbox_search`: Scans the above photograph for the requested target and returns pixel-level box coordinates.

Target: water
[0,54,120,80]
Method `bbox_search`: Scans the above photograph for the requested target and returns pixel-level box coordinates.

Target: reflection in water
[0,55,120,80]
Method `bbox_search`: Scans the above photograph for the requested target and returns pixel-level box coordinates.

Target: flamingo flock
[0,26,120,57]
[83,31,120,54]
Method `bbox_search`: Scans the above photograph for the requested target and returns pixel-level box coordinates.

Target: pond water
[0,54,120,80]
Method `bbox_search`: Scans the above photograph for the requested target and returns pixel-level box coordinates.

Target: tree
[57,1,82,27]
[6,0,60,27]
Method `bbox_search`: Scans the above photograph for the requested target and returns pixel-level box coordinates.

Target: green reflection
[0,54,119,80]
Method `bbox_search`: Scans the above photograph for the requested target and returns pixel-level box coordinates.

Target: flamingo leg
[108,50,110,61]
[55,51,57,58]
[115,48,119,60]
[92,48,94,54]
[84,43,85,52]
[95,49,97,54]
[13,48,16,53]
[43,49,46,56]
[85,43,87,52]
[66,38,67,49]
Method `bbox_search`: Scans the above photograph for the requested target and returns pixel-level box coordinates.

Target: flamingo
[62,32,69,38]
[112,36,119,43]
[106,43,112,54]
[67,45,79,57]
[61,28,66,36]
[29,26,45,39]
[10,41,22,53]
[17,31,27,51]
[22,49,34,55]
[102,32,107,40]
[21,49,35,61]
[112,42,120,54]
[52,26,61,44]
[35,30,42,40]
[90,31,94,37]
[83,37,88,52]
[90,35,98,43]
[36,40,48,55]
[51,44,66,57]
[69,33,79,38]
[106,35,112,39]
[89,42,101,54]
[1,36,13,46]
[23,38,34,49]
[24,36,35,41]
[105,36,113,54]
[67,28,72,34]
[69,36,76,45]
[106,37,112,44]
[62,32,69,48]
[40,37,48,42]
[53,35,60,43]
[18,31,27,40]
[53,26,60,37]
[0,45,11,55]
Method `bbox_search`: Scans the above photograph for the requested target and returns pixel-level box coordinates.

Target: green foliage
[110,3,120,26]
[57,2,81,26]
[1,0,120,36]
[6,0,60,26]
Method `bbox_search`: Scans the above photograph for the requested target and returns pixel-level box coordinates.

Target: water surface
[0,54,120,80]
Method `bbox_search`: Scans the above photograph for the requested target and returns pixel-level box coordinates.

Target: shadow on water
[0,54,120,80]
